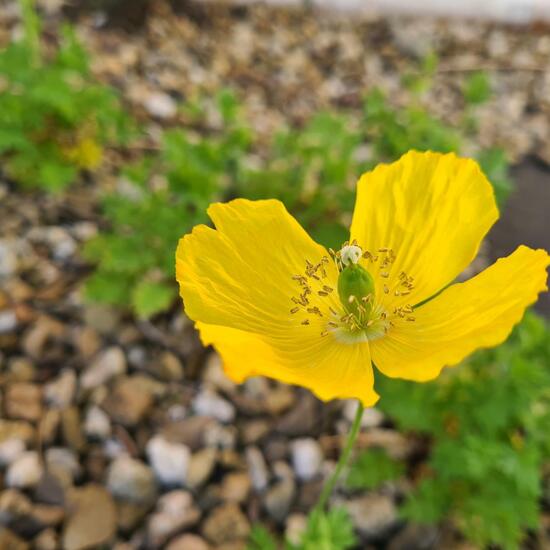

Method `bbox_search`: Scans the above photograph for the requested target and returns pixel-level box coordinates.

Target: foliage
[346,448,405,490]
[87,67,512,318]
[84,91,251,318]
[0,3,131,191]
[247,508,356,550]
[377,311,550,550]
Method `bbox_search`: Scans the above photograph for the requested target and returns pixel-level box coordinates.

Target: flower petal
[350,151,499,307]
[176,199,339,335]
[198,322,379,406]
[371,246,550,382]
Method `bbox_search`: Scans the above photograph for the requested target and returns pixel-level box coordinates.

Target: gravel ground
[1,1,550,548]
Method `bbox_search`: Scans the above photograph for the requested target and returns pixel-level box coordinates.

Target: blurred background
[1,0,550,548]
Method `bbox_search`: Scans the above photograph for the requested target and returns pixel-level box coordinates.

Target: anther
[301,319,310,325]
[322,285,333,293]
[318,291,329,297]
[290,307,300,314]
[384,285,389,294]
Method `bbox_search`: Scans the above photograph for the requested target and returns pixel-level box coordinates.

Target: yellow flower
[176,151,549,406]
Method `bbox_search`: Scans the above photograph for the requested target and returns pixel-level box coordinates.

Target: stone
[203,352,236,394]
[285,513,307,546]
[146,491,201,547]
[387,523,439,550]
[0,438,25,467]
[276,393,322,437]
[290,438,323,481]
[44,369,76,409]
[193,388,236,423]
[38,410,60,446]
[5,383,42,422]
[106,455,157,505]
[63,485,116,550]
[155,351,184,381]
[61,407,86,452]
[102,376,154,427]
[204,423,237,450]
[337,494,398,539]
[45,448,81,482]
[202,503,250,545]
[245,446,269,492]
[264,477,295,523]
[144,92,178,119]
[162,416,215,451]
[166,534,210,550]
[84,406,111,440]
[146,435,190,487]
[80,347,126,391]
[6,452,43,489]
[183,447,216,490]
[33,528,58,550]
[343,400,384,428]
[240,419,270,445]
[0,421,35,447]
[116,501,149,533]
[0,310,17,334]
[219,472,251,504]
[0,527,29,550]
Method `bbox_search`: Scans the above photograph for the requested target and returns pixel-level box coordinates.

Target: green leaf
[347,449,404,490]
[131,279,175,319]
[246,525,279,550]
[289,508,356,550]
[463,72,492,105]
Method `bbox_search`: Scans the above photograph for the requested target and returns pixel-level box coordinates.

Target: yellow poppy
[176,151,549,406]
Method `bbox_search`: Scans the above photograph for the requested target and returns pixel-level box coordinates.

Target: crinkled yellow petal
[176,199,339,335]
[197,322,379,406]
[350,151,499,309]
[371,246,550,382]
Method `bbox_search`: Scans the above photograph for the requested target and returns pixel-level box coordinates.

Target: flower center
[289,240,416,342]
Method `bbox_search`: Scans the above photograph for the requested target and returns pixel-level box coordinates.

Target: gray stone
[81,347,126,390]
[146,435,190,487]
[193,388,236,423]
[44,369,76,409]
[290,438,323,481]
[245,446,269,492]
[106,455,157,505]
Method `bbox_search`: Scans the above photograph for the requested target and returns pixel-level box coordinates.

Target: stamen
[301,319,310,325]
[290,307,300,314]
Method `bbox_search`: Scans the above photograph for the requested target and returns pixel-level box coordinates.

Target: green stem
[315,399,364,512]
[20,0,41,66]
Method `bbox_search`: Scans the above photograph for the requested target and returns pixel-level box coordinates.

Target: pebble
[245,446,269,492]
[336,494,399,539]
[220,472,251,503]
[186,447,217,489]
[44,369,77,409]
[80,347,126,390]
[0,239,19,277]
[146,491,201,547]
[106,455,157,505]
[276,393,322,436]
[285,513,307,546]
[290,438,323,481]
[0,438,26,467]
[166,534,210,550]
[5,383,43,422]
[146,435,191,487]
[0,310,17,333]
[343,400,384,428]
[264,477,296,523]
[0,526,28,550]
[193,388,236,423]
[155,351,184,381]
[0,420,36,448]
[45,448,81,482]
[6,451,44,489]
[102,376,155,427]
[202,503,251,545]
[84,406,111,440]
[144,92,178,119]
[33,528,59,550]
[62,485,116,550]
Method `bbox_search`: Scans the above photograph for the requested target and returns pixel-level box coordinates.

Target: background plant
[0,0,131,191]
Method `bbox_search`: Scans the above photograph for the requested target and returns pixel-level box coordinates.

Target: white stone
[106,455,157,504]
[81,347,126,390]
[144,92,178,119]
[343,400,384,428]
[193,388,235,423]
[6,451,43,488]
[146,436,191,487]
[0,310,17,334]
[0,438,25,467]
[245,446,269,492]
[290,438,323,481]
[45,447,81,480]
[44,369,77,408]
[84,406,111,440]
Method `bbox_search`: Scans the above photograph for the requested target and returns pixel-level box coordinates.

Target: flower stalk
[314,400,364,512]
